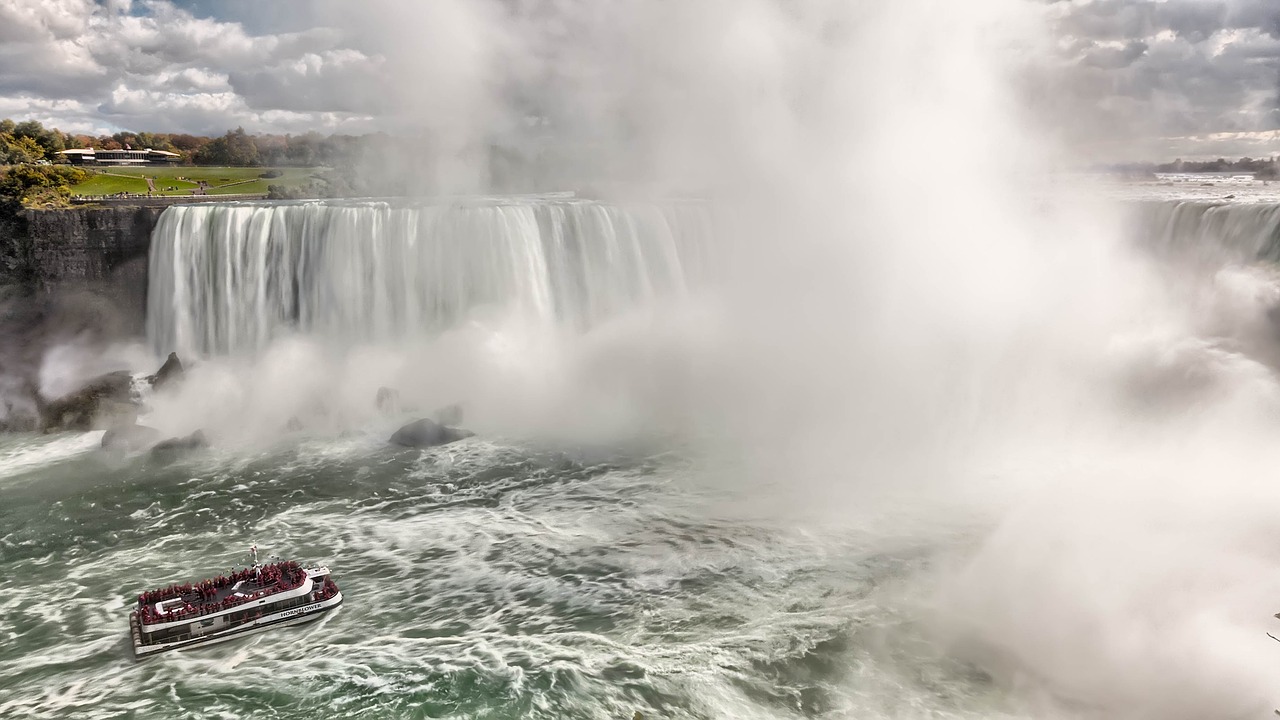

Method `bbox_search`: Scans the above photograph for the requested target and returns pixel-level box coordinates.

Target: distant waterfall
[1131,201,1280,267]
[146,197,716,355]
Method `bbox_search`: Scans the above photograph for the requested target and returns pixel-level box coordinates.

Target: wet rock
[148,352,184,391]
[375,386,421,414]
[102,423,162,451]
[388,418,473,449]
[37,371,135,432]
[0,383,43,434]
[97,400,140,431]
[375,386,399,414]
[0,404,38,433]
[150,429,209,456]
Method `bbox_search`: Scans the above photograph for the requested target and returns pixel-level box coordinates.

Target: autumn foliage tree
[194,127,261,166]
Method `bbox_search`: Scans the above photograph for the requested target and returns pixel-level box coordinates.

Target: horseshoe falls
[1131,199,1280,265]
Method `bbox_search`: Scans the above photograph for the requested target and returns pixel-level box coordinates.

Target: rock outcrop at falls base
[148,352,183,391]
[36,371,135,432]
[389,418,474,449]
[0,403,38,433]
[0,352,192,437]
[0,287,142,434]
[150,430,209,458]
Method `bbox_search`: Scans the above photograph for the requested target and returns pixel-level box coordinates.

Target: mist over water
[6,1,1280,718]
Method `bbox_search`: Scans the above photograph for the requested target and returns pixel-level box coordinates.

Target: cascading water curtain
[1132,200,1280,266]
[146,198,718,357]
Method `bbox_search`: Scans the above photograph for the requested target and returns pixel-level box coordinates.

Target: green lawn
[69,166,320,197]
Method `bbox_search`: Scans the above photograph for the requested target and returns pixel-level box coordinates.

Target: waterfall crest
[146,197,715,355]
[1131,200,1280,266]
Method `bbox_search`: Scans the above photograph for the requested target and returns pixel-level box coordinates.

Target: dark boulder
[150,429,209,456]
[148,352,184,391]
[102,424,162,451]
[37,371,135,432]
[389,418,474,449]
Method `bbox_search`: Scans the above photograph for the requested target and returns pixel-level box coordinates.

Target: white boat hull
[131,592,343,659]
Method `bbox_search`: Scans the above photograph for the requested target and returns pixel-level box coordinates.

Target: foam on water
[0,425,999,720]
[0,433,104,484]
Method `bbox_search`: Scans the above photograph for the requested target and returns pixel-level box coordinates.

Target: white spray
[125,1,1280,716]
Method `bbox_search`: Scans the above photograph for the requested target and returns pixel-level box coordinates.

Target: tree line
[0,118,389,168]
[1107,156,1280,179]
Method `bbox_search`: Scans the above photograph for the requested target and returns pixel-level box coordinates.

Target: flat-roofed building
[58,148,181,166]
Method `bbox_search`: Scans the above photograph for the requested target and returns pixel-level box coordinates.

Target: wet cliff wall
[1,205,163,335]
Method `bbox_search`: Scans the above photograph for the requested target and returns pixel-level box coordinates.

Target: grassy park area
[68,166,320,197]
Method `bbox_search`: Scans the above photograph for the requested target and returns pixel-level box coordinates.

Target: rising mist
[17,1,1280,717]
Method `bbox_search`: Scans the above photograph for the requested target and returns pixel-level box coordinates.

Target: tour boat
[128,549,343,659]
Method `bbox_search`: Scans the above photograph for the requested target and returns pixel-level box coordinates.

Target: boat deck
[137,561,310,626]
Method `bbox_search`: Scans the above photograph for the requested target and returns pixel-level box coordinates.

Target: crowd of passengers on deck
[136,561,308,625]
[312,577,339,602]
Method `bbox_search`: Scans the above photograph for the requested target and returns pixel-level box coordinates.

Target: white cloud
[0,0,364,135]
[0,95,108,135]
[229,48,388,114]
[0,0,1273,162]
[0,0,92,42]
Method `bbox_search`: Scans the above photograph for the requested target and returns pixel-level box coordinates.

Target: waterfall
[1130,200,1280,267]
[146,197,716,356]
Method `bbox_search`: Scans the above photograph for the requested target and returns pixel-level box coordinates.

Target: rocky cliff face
[1,205,163,334]
[0,204,164,428]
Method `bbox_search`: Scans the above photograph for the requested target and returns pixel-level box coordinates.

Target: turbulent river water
[6,188,1280,719]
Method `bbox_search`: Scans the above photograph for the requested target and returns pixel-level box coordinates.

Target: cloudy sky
[0,0,1276,161]
[0,0,383,137]
[1044,0,1280,159]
